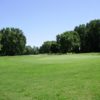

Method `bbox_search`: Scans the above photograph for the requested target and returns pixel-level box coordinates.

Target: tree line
[0,19,100,56]
[40,19,100,53]
[0,28,39,56]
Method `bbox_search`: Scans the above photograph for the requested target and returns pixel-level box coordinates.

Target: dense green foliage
[39,41,59,53]
[0,54,100,100]
[39,41,52,53]
[56,31,80,53]
[24,46,39,55]
[74,24,86,52]
[86,20,100,52]
[40,19,100,54]
[0,19,100,55]
[0,28,26,55]
[74,19,100,52]
[50,41,59,53]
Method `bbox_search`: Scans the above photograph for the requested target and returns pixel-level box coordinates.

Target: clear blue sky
[0,0,100,47]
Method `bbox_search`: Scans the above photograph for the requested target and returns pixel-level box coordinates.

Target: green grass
[0,53,100,100]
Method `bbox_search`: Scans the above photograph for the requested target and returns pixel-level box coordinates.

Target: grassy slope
[0,54,100,100]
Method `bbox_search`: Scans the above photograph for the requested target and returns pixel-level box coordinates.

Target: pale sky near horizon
[0,0,100,47]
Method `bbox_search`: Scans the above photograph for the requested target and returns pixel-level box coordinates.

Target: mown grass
[0,53,100,100]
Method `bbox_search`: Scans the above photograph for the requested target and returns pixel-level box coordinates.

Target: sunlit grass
[0,53,100,100]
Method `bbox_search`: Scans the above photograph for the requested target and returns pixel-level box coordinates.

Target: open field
[0,53,100,100]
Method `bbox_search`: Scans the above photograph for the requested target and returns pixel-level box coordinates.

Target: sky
[0,0,100,47]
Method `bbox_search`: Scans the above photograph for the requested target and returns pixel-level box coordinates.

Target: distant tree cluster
[40,19,100,53]
[0,28,26,56]
[0,19,100,56]
[39,41,59,53]
[74,19,100,52]
[0,28,39,56]
[24,46,39,55]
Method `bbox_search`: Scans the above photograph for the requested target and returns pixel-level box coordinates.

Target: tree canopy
[0,28,26,55]
[74,19,100,52]
[0,19,100,56]
[86,19,100,52]
[74,24,86,52]
[56,31,80,53]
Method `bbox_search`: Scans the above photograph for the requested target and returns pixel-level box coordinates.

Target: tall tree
[56,31,80,53]
[0,28,26,55]
[86,19,100,52]
[74,24,86,52]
